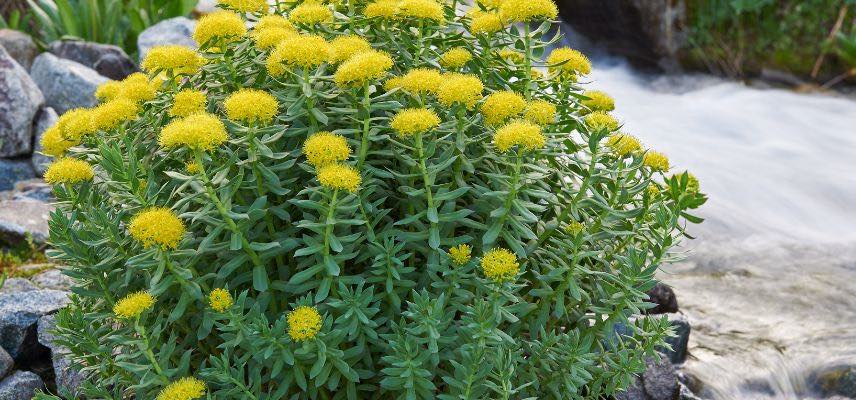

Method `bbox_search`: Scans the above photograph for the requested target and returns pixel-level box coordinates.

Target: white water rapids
[584,56,856,398]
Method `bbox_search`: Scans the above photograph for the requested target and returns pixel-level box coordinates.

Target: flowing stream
[581,53,856,398]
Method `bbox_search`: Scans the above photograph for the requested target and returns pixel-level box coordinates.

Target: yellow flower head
[497,48,524,64]
[289,2,333,25]
[141,45,203,75]
[585,111,620,132]
[159,113,228,151]
[252,27,297,50]
[686,172,700,193]
[328,35,373,64]
[398,0,444,22]
[95,81,122,102]
[437,73,484,108]
[565,221,584,236]
[605,134,641,156]
[287,306,322,341]
[156,377,206,400]
[493,120,545,153]
[475,0,503,9]
[209,288,234,312]
[582,90,615,113]
[394,68,443,94]
[365,0,399,19]
[218,0,268,13]
[119,73,158,103]
[646,183,660,198]
[524,99,556,126]
[44,158,94,184]
[439,47,472,69]
[470,11,504,35]
[57,108,96,141]
[547,47,591,80]
[316,164,361,192]
[481,91,526,126]
[224,89,279,124]
[113,291,155,319]
[334,49,394,87]
[303,131,351,167]
[129,207,186,249]
[267,35,330,75]
[185,161,202,174]
[255,14,294,31]
[499,0,558,22]
[194,11,247,46]
[449,244,472,265]
[39,126,78,157]
[90,98,139,132]
[170,89,207,117]
[391,108,441,136]
[643,150,670,172]
[481,248,519,282]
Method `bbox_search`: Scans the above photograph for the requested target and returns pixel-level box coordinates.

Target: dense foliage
[42,0,705,398]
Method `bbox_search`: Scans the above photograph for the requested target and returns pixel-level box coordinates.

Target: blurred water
[586,61,856,398]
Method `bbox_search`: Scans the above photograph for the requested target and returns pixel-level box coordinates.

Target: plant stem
[357,82,372,170]
[487,153,523,247]
[414,132,439,249]
[523,23,533,100]
[135,319,168,384]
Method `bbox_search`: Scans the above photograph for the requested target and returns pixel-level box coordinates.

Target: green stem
[414,132,439,248]
[135,319,168,384]
[523,23,533,100]
[488,153,523,247]
[357,82,372,170]
[304,69,318,133]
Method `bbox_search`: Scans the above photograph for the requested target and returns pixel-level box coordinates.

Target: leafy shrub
[43,0,706,398]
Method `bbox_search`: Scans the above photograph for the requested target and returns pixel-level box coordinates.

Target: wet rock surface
[616,356,682,400]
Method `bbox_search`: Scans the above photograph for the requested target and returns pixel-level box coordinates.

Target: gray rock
[0,278,38,294]
[30,107,59,176]
[679,382,704,400]
[0,29,38,70]
[0,346,11,378]
[616,377,649,400]
[11,179,53,202]
[0,199,53,246]
[661,313,690,364]
[30,52,109,114]
[811,364,856,399]
[642,356,679,400]
[645,282,679,314]
[48,39,138,80]
[0,159,35,192]
[0,46,44,157]
[38,314,84,394]
[195,0,219,14]
[137,17,198,62]
[0,290,69,360]
[32,269,74,291]
[0,370,45,399]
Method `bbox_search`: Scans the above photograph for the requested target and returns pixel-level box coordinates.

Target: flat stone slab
[0,199,53,246]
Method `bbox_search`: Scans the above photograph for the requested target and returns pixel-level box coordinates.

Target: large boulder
[0,45,44,157]
[616,356,681,400]
[137,17,198,61]
[30,107,59,176]
[645,282,679,314]
[0,29,38,70]
[30,52,109,114]
[0,370,45,399]
[38,314,84,394]
[0,159,35,192]
[0,290,70,361]
[48,39,138,80]
[0,198,54,246]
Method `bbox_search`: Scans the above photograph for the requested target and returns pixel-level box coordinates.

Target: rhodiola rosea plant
[39,0,706,398]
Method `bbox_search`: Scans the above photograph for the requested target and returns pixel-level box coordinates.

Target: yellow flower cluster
[141,45,203,76]
[585,112,620,132]
[476,0,503,8]
[90,98,139,132]
[387,68,442,94]
[218,0,267,13]
[303,131,351,167]
[224,89,279,124]
[267,35,330,76]
[289,2,333,25]
[156,377,206,400]
[316,164,361,192]
[547,47,591,80]
[170,89,207,118]
[582,90,615,113]
[159,113,228,151]
[449,244,472,266]
[646,183,661,198]
[287,306,322,341]
[54,108,96,141]
[437,73,484,108]
[481,91,526,126]
[439,47,472,69]
[643,150,670,171]
[470,10,504,35]
[481,248,519,282]
[391,108,441,136]
[493,120,545,153]
[499,0,558,22]
[194,11,247,46]
[44,158,94,184]
[524,100,556,126]
[565,221,585,236]
[605,134,642,156]
[209,288,234,312]
[334,49,393,87]
[329,35,373,64]
[38,126,77,157]
[128,207,186,249]
[113,291,155,319]
[252,27,297,50]
[255,15,293,31]
[497,48,524,64]
[398,0,444,22]
[365,0,399,19]
[95,73,157,104]
[185,161,202,175]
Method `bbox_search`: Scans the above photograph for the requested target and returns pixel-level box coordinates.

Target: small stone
[0,199,53,246]
[137,17,198,62]
[0,45,44,157]
[30,107,59,176]
[38,314,84,394]
[32,269,74,291]
[0,278,38,294]
[0,347,12,378]
[0,159,35,192]
[48,40,138,80]
[0,29,38,70]
[645,282,679,314]
[0,370,45,399]
[642,356,680,400]
[0,290,69,360]
[30,52,109,115]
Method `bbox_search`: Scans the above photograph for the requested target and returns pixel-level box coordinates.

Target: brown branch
[811,5,849,79]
